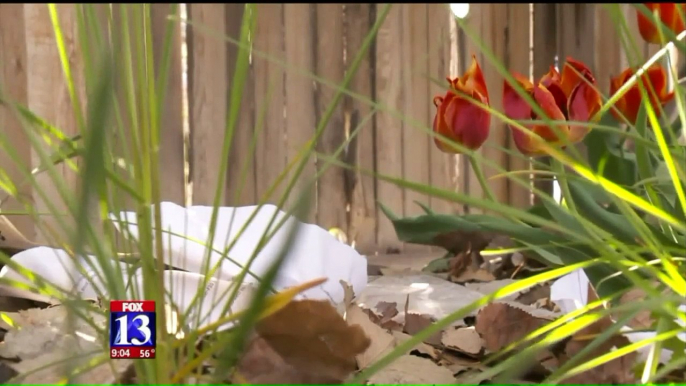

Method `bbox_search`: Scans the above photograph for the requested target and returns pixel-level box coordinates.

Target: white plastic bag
[111,202,367,303]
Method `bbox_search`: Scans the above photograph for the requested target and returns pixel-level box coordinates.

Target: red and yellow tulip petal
[531,84,570,144]
[638,3,686,44]
[434,92,458,152]
[559,57,595,98]
[539,66,561,88]
[461,55,489,102]
[449,90,491,150]
[567,81,602,143]
[643,64,675,108]
[433,95,461,153]
[610,67,634,97]
[503,74,534,122]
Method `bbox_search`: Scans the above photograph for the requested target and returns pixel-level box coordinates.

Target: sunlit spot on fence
[449,4,470,19]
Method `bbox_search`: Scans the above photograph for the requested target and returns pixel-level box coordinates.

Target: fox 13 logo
[109,300,156,359]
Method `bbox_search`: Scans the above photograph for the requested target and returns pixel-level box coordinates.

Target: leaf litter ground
[0,233,683,384]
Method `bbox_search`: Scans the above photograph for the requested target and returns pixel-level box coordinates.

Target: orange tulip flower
[502,58,602,156]
[637,3,686,44]
[432,56,490,154]
[609,64,674,125]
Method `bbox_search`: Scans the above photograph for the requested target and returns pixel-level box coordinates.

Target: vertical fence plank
[225,4,257,206]
[314,4,347,228]
[461,4,484,212]
[345,3,377,253]
[400,4,431,225]
[374,4,404,251]
[506,4,533,209]
[594,5,623,94]
[531,3,557,204]
[557,4,595,67]
[151,4,185,205]
[187,4,227,205]
[24,4,83,244]
[283,4,317,219]
[427,4,460,215]
[478,4,510,206]
[0,4,34,239]
[253,4,286,205]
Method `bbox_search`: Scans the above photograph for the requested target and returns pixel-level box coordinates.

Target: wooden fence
[0,4,671,254]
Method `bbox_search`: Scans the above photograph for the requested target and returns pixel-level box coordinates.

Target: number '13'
[115,314,151,345]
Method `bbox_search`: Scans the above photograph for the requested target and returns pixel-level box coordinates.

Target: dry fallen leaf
[557,284,637,384]
[345,304,396,370]
[367,355,455,385]
[236,299,371,384]
[403,313,443,346]
[474,302,550,353]
[362,301,402,331]
[441,327,483,356]
[451,266,496,283]
[390,330,438,359]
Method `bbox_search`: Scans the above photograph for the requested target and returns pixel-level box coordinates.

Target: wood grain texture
[314,3,347,229]
[152,4,185,205]
[401,4,431,223]
[24,4,83,244]
[0,4,33,239]
[284,3,317,220]
[225,4,257,206]
[187,4,228,205]
[253,4,286,205]
[374,5,404,251]
[345,3,377,253]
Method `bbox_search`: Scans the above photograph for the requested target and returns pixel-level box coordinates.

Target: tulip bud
[432,56,490,154]
[503,58,602,156]
[637,3,686,44]
[609,64,674,125]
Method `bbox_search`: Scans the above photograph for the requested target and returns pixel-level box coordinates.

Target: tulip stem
[552,159,577,212]
[468,153,498,204]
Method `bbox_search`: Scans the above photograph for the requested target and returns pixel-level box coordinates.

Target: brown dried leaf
[451,266,496,283]
[361,301,403,331]
[403,313,442,346]
[367,355,455,385]
[557,284,637,384]
[237,299,371,384]
[390,331,438,359]
[619,287,652,329]
[345,304,396,370]
[474,303,549,353]
[441,327,483,356]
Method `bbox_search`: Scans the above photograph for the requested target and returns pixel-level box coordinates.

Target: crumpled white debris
[0,202,368,331]
[550,268,686,364]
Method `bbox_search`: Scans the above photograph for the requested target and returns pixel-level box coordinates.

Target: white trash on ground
[0,202,367,333]
[550,268,686,364]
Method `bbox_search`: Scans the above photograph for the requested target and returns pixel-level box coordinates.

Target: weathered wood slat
[225,4,257,206]
[24,4,83,244]
[314,3,348,229]
[187,4,228,205]
[345,3,377,252]
[152,4,185,205]
[0,4,33,239]
[253,4,286,205]
[374,5,404,252]
[401,3,431,224]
